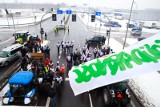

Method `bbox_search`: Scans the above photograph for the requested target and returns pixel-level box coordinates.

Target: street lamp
[104,15,111,46]
[123,0,135,49]
[8,10,16,30]
[40,11,51,40]
[3,0,10,28]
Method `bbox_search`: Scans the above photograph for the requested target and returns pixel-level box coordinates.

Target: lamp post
[3,0,10,28]
[123,0,135,49]
[40,11,50,40]
[99,14,102,35]
[31,0,36,24]
[104,15,111,46]
[8,10,16,30]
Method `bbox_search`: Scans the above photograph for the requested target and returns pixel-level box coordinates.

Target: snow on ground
[104,38,123,53]
[0,10,159,107]
[79,13,160,34]
[0,9,51,27]
[129,72,160,107]
[79,12,160,107]
[122,38,138,45]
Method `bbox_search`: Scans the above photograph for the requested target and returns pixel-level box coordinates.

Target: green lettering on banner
[72,39,160,83]
[116,52,133,71]
[73,59,107,83]
[105,55,119,75]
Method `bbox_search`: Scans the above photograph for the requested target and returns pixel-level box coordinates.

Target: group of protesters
[64,42,114,70]
[18,32,67,107]
[56,41,74,54]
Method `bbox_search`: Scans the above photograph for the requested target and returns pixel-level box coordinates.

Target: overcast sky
[1,0,160,10]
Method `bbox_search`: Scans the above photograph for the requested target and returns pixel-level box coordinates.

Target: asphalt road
[37,15,142,107]
[0,15,145,107]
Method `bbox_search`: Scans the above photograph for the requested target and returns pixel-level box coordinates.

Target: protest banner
[69,33,160,95]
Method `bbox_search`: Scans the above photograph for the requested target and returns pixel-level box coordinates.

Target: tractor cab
[2,71,37,105]
[13,30,31,44]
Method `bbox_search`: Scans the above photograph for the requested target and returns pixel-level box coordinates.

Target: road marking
[77,30,81,50]
[78,15,88,31]
[0,37,14,44]
[83,25,88,31]
[65,78,69,81]
[58,55,61,59]
[45,97,50,107]
[130,100,136,107]
[88,93,93,107]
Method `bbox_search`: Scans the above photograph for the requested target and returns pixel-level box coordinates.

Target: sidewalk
[0,12,52,28]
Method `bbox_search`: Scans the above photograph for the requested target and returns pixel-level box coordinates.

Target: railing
[0,60,21,91]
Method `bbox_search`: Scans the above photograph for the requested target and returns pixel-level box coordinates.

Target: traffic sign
[95,12,101,16]
[66,10,72,14]
[57,10,63,14]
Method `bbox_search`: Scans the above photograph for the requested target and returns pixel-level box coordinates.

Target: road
[37,15,142,107]
[0,14,145,107]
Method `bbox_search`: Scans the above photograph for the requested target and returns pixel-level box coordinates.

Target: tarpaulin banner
[69,33,160,95]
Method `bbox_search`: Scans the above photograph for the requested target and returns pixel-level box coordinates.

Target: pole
[99,14,101,35]
[107,24,111,46]
[123,0,135,49]
[3,0,10,28]
[104,15,111,46]
[9,10,16,30]
[11,13,15,30]
[31,0,36,24]
[40,12,50,40]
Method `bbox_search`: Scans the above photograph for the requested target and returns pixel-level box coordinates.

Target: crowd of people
[55,39,114,72]
[18,28,114,107]
[18,33,66,107]
[65,44,114,68]
[56,41,74,54]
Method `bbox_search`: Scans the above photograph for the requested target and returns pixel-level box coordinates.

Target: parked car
[103,81,131,107]
[131,27,142,36]
[138,37,146,41]
[86,35,106,45]
[2,71,37,105]
[55,24,65,30]
[104,21,121,27]
[0,44,22,66]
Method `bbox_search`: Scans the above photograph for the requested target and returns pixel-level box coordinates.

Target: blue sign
[66,10,72,14]
[57,10,63,14]
[95,12,101,16]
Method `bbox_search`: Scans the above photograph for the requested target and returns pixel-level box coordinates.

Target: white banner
[69,33,160,96]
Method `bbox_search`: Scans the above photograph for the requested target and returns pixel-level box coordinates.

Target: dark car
[103,81,131,107]
[138,37,146,41]
[104,21,121,27]
[131,27,142,36]
[86,35,106,45]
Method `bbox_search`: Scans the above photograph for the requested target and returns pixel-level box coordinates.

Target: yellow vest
[45,66,50,73]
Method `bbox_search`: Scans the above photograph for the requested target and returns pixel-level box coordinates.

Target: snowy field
[0,9,52,27]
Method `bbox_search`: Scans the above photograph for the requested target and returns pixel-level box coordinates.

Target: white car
[0,44,22,66]
[56,24,65,30]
